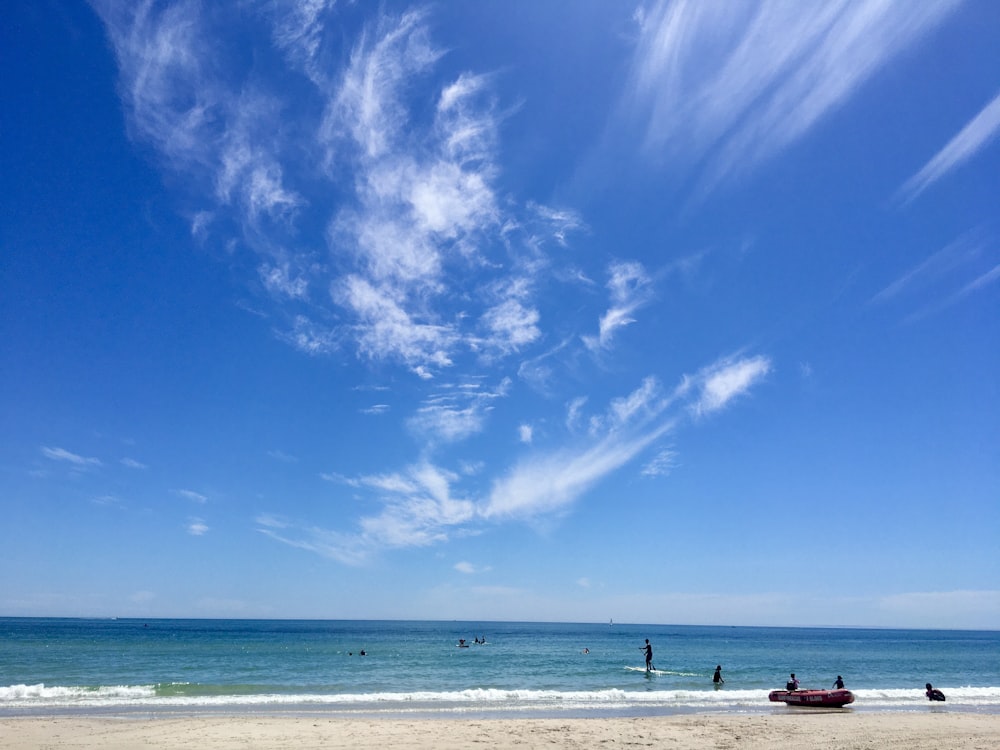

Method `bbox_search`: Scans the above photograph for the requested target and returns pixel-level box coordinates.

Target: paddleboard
[624,666,667,675]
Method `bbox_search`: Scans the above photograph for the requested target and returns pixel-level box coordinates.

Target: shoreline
[2,712,999,749]
[4,703,1000,720]
[7,684,999,717]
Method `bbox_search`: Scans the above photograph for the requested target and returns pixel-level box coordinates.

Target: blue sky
[2,0,998,629]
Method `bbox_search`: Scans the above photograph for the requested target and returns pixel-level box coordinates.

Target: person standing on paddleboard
[640,639,653,672]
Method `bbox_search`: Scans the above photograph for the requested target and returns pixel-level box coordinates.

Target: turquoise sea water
[1,619,998,717]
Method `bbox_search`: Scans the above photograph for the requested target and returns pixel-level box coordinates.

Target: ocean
[1,619,997,717]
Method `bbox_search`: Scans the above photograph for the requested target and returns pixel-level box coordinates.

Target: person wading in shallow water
[926,683,946,701]
[713,665,725,687]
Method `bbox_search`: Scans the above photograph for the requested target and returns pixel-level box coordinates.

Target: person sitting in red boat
[785,673,799,691]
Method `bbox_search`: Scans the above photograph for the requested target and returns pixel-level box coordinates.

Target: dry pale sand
[1,712,998,750]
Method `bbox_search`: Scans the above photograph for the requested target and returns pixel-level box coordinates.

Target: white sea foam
[3,684,999,713]
[0,684,157,704]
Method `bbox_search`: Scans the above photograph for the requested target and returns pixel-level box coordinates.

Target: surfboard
[624,666,667,675]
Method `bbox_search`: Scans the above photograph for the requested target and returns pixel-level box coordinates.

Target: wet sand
[2,711,998,749]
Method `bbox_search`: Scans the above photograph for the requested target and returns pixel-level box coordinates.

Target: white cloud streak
[626,0,961,195]
[898,90,1000,203]
[870,229,998,320]
[454,560,491,575]
[40,446,102,467]
[174,489,208,504]
[481,428,668,521]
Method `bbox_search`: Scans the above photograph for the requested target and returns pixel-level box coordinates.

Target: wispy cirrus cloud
[255,514,373,567]
[273,377,673,561]
[481,426,669,521]
[454,560,491,575]
[904,262,1000,323]
[93,1,589,383]
[687,355,772,417]
[92,3,777,569]
[406,378,512,444]
[898,90,1000,203]
[174,489,208,504]
[40,446,102,468]
[641,448,677,478]
[871,229,998,321]
[624,0,961,195]
[263,354,770,562]
[268,461,479,564]
[583,260,654,351]
[92,494,124,507]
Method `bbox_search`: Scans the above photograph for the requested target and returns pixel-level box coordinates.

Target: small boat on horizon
[768,688,854,708]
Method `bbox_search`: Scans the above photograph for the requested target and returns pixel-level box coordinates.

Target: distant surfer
[925,683,946,701]
[640,639,653,672]
[833,675,845,689]
[713,665,725,687]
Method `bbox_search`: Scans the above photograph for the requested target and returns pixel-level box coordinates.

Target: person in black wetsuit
[833,675,845,689]
[713,665,725,687]
[925,683,946,701]
[640,639,653,671]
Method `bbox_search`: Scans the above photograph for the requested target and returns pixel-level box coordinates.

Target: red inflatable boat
[768,688,855,707]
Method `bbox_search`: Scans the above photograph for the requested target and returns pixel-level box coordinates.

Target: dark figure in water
[926,683,946,701]
[713,665,725,687]
[833,675,845,689]
[640,639,653,671]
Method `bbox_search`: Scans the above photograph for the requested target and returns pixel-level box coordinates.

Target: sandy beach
[2,712,998,749]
